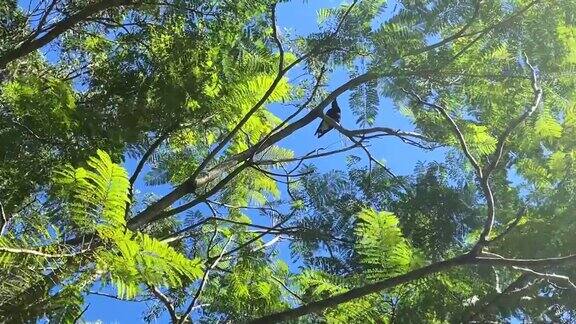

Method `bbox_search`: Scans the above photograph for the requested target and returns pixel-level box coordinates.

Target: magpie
[314,99,341,138]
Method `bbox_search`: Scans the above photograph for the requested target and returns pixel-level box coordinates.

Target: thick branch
[127,72,378,230]
[0,202,8,236]
[249,251,576,322]
[126,158,241,229]
[248,254,473,323]
[0,0,136,68]
[151,163,248,223]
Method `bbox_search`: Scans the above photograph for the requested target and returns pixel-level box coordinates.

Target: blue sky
[16,0,445,321]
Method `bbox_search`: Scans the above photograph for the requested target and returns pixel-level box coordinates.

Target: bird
[314,99,341,138]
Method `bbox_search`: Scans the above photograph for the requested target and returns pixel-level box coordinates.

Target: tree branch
[73,303,90,324]
[475,254,576,268]
[248,251,576,322]
[407,0,482,56]
[484,53,543,178]
[129,127,179,187]
[179,237,232,323]
[149,285,179,323]
[474,54,542,250]
[127,71,379,230]
[257,143,361,166]
[488,205,526,244]
[161,216,287,244]
[403,90,483,178]
[150,163,248,224]
[247,254,474,323]
[465,273,534,322]
[0,246,87,258]
[512,266,576,292]
[0,202,8,236]
[0,0,137,68]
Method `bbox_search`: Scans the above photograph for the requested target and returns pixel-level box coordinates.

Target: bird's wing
[327,109,341,123]
[331,99,340,111]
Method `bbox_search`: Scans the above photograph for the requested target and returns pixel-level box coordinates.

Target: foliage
[1,0,576,323]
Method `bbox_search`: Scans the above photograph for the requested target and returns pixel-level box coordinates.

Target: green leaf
[355,208,413,279]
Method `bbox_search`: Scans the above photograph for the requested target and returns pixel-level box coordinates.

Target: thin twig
[0,246,87,258]
[488,205,526,244]
[485,54,543,177]
[271,274,304,303]
[179,237,233,323]
[270,3,284,71]
[320,112,412,194]
[149,285,178,322]
[73,303,90,324]
[162,216,286,244]
[403,89,483,177]
[210,210,296,263]
[257,143,361,165]
[0,202,8,236]
[512,266,576,291]
[474,54,542,250]
[88,290,153,302]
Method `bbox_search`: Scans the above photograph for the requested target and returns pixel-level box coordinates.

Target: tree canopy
[2,0,576,322]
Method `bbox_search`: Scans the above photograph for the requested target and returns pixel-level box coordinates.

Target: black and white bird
[314,99,341,138]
